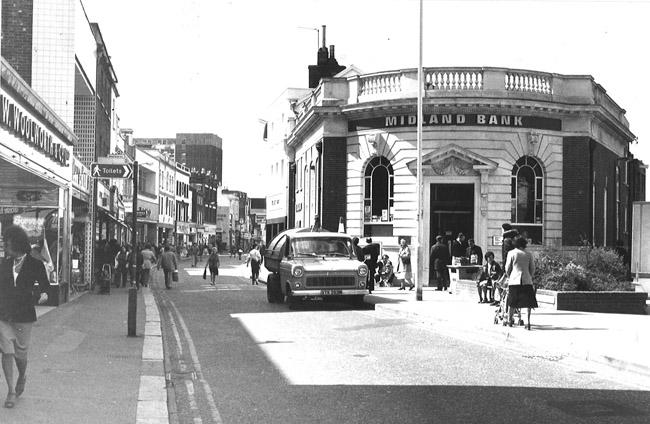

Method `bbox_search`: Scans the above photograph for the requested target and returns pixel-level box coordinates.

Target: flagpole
[416,0,424,301]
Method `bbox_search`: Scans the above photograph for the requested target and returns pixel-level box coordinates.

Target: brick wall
[321,137,347,232]
[563,137,620,247]
[1,0,34,84]
[562,137,591,244]
[591,140,618,246]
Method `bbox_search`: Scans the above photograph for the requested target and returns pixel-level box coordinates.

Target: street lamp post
[416,0,424,301]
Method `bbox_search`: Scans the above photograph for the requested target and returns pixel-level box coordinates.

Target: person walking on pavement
[397,238,414,290]
[158,245,178,290]
[205,247,220,285]
[362,238,380,294]
[191,243,199,267]
[114,246,129,288]
[140,244,156,288]
[0,225,50,408]
[504,236,538,330]
[430,235,451,291]
[246,245,262,285]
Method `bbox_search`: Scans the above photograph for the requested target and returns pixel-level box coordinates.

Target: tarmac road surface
[154,256,650,424]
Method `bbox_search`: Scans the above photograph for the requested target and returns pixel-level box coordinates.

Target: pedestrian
[114,246,129,288]
[397,238,414,290]
[140,244,157,288]
[135,244,144,289]
[158,245,178,290]
[504,236,537,330]
[361,238,380,294]
[237,247,243,261]
[375,254,394,287]
[477,251,502,303]
[450,232,467,264]
[466,239,483,265]
[125,245,134,287]
[204,247,220,285]
[191,243,199,267]
[0,225,50,408]
[501,223,519,267]
[246,245,262,285]
[430,235,451,291]
[351,237,364,262]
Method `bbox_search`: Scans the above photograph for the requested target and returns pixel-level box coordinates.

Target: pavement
[257,262,650,384]
[0,281,167,424]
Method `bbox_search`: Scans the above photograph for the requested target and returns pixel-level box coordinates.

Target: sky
[81,0,650,197]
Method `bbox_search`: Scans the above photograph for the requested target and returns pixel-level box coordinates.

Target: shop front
[131,200,158,247]
[1,60,75,305]
[71,157,91,289]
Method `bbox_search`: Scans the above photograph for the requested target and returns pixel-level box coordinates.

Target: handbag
[202,267,207,280]
[172,270,179,282]
[401,256,410,266]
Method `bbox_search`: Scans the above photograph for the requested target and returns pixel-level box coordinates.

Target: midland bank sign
[349,113,562,132]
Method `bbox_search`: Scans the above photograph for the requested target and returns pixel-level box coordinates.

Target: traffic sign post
[90,163,133,179]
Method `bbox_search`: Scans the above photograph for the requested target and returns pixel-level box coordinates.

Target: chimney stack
[308,25,346,88]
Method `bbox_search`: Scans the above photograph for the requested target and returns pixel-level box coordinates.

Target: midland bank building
[264,61,645,281]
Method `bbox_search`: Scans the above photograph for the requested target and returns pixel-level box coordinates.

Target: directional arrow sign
[90,163,133,179]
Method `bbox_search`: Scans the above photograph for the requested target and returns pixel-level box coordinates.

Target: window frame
[510,156,544,244]
[363,156,394,237]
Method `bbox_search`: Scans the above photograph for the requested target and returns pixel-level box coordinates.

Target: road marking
[167,308,184,356]
[167,298,224,424]
[185,380,203,424]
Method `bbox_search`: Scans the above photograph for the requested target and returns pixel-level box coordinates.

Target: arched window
[511,156,543,244]
[363,156,394,236]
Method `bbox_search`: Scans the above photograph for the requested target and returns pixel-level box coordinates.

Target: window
[616,166,620,237]
[603,181,607,247]
[511,156,543,244]
[363,156,394,237]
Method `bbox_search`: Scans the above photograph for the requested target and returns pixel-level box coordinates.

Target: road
[153,256,650,424]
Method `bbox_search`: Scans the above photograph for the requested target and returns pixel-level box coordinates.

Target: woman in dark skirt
[504,236,537,329]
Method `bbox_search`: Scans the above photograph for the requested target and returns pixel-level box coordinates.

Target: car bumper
[288,289,369,297]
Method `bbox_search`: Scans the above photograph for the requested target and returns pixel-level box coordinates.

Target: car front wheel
[266,273,281,303]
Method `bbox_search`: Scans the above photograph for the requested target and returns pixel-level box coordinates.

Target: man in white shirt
[246,245,263,285]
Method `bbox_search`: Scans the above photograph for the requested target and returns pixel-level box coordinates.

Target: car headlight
[359,280,366,288]
[292,267,304,278]
[358,266,368,277]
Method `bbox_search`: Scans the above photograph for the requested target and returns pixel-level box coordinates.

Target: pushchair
[493,275,524,326]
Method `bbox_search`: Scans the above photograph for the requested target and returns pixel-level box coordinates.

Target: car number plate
[321,289,342,295]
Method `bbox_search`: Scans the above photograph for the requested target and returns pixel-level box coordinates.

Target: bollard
[127,287,137,337]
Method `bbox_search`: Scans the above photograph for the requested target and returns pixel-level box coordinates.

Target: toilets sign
[348,113,562,132]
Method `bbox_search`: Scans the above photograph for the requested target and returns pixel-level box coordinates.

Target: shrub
[533,246,631,292]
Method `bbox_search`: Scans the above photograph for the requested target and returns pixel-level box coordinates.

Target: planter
[537,289,647,315]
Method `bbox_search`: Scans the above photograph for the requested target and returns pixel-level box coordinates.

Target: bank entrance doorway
[429,184,474,247]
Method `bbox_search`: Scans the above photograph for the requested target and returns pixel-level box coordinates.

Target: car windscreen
[290,237,353,258]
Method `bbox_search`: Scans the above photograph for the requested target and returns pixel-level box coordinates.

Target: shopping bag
[172,270,179,282]
[202,268,207,280]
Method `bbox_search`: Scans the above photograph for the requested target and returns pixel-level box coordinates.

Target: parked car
[263,228,369,306]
